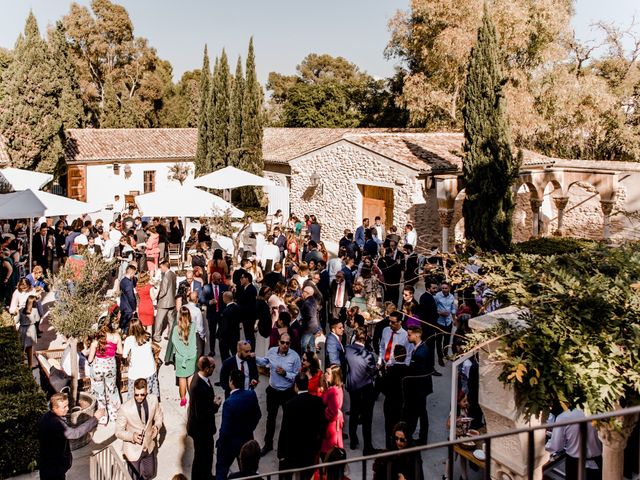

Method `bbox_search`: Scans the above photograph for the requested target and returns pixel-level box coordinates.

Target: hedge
[512,237,598,256]
[0,325,47,479]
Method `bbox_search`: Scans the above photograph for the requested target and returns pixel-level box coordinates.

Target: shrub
[0,326,47,478]
[513,237,597,256]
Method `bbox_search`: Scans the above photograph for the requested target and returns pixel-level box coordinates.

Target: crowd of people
[1,210,496,480]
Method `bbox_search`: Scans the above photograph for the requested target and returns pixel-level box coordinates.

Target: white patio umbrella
[134,185,244,218]
[0,189,101,268]
[0,167,53,192]
[192,166,275,190]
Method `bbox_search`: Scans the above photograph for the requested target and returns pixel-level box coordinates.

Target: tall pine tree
[239,37,264,206]
[462,4,520,253]
[228,56,244,168]
[195,45,211,176]
[210,49,231,171]
[0,13,65,174]
[205,56,219,174]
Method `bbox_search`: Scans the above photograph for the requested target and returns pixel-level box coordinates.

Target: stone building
[4,127,635,250]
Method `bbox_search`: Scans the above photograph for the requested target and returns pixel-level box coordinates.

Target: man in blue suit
[325,319,345,371]
[403,325,434,445]
[119,264,137,333]
[200,272,228,356]
[215,370,262,480]
[219,340,259,398]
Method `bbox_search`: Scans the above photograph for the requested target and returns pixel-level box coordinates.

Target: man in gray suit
[153,259,177,342]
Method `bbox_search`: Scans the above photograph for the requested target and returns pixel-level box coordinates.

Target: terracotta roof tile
[66,128,197,162]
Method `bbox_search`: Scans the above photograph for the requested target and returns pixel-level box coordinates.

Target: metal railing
[239,405,640,480]
[90,444,133,480]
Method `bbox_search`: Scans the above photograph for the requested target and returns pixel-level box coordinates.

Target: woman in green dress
[172,306,197,407]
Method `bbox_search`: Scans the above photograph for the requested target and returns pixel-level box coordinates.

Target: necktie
[384,331,395,363]
[335,282,342,307]
[214,285,219,312]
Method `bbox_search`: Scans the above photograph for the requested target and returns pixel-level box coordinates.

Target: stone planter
[68,391,97,450]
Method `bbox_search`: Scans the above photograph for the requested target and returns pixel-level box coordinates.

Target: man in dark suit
[85,236,102,256]
[277,374,326,479]
[403,326,434,445]
[325,319,345,371]
[188,356,222,480]
[236,272,258,348]
[216,370,262,480]
[153,260,177,342]
[378,247,402,306]
[262,262,285,290]
[39,393,105,480]
[273,227,287,260]
[329,271,351,321]
[200,272,228,356]
[32,223,53,272]
[219,340,259,398]
[218,291,242,361]
[401,244,420,287]
[418,278,441,376]
[345,327,378,454]
[232,259,251,291]
[119,264,137,332]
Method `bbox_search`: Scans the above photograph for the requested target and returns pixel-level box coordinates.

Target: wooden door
[362,197,386,225]
[67,165,86,202]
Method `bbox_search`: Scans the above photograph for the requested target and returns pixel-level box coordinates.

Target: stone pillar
[470,307,549,480]
[552,196,569,235]
[438,209,455,253]
[600,200,615,239]
[597,413,638,480]
[530,199,542,238]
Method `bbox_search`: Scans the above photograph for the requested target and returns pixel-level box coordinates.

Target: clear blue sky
[0,0,638,85]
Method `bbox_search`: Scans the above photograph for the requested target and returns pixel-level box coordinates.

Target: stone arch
[539,180,565,235]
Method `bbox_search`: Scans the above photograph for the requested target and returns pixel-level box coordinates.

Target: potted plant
[49,252,115,447]
[467,242,640,478]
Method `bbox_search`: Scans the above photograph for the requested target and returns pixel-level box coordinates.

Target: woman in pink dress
[136,271,155,332]
[321,365,344,457]
[144,226,160,274]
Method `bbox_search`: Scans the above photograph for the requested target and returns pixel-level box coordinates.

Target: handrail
[89,444,133,480]
[237,404,640,480]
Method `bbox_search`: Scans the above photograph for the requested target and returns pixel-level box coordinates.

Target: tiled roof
[66,128,197,162]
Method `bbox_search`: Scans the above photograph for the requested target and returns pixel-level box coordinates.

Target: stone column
[470,307,549,480]
[530,199,542,238]
[552,197,569,235]
[600,200,615,239]
[597,413,638,480]
[438,208,455,253]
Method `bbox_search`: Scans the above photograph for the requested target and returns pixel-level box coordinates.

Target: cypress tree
[205,56,219,174]
[228,55,244,168]
[210,49,231,170]
[239,37,264,206]
[0,13,65,174]
[462,4,520,253]
[195,45,211,176]
[49,22,84,130]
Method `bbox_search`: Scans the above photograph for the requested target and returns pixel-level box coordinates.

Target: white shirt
[102,238,116,260]
[110,228,123,243]
[546,409,602,460]
[404,230,417,247]
[261,243,280,266]
[186,302,206,341]
[123,336,155,380]
[378,327,412,366]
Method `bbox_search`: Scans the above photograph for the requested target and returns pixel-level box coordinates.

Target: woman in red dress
[208,248,229,284]
[136,271,155,332]
[321,366,345,457]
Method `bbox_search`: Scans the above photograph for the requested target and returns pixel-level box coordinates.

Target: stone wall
[289,142,438,244]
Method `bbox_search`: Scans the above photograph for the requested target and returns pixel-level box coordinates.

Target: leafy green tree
[462,5,520,253]
[228,56,244,168]
[195,46,211,176]
[239,38,264,206]
[0,13,65,174]
[159,69,201,128]
[62,0,173,127]
[210,49,231,171]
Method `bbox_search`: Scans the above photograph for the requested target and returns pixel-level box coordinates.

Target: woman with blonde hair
[172,306,197,406]
[320,365,345,457]
[9,278,37,316]
[123,318,159,398]
[318,241,329,263]
[88,317,123,424]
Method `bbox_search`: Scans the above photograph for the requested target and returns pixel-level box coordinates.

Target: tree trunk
[69,337,79,409]
[597,414,638,480]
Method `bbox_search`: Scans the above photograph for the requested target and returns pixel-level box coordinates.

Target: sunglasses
[394,436,407,443]
[134,393,147,398]
[280,341,291,345]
